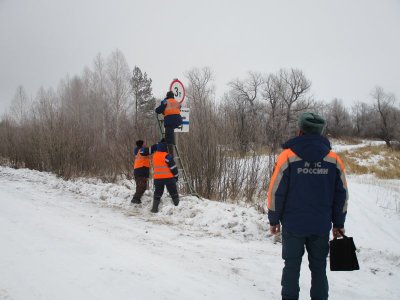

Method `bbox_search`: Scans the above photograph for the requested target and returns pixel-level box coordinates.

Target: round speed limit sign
[170,79,186,104]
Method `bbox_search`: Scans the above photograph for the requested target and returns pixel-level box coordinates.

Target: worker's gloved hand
[175,176,179,183]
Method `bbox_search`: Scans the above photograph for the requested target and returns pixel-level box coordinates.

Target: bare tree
[180,67,219,197]
[325,98,352,137]
[228,72,264,153]
[262,73,285,153]
[278,68,313,138]
[228,72,264,108]
[10,85,29,125]
[106,49,132,132]
[372,86,397,147]
[92,53,108,139]
[350,101,383,139]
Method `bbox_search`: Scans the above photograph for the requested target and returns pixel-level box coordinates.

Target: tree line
[1,49,399,209]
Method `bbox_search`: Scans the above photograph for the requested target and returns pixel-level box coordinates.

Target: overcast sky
[1,0,399,115]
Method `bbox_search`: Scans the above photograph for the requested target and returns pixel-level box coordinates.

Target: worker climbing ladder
[153,79,200,198]
[156,114,199,198]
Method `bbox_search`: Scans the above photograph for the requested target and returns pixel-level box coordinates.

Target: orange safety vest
[163,98,181,116]
[152,152,173,179]
[133,151,150,169]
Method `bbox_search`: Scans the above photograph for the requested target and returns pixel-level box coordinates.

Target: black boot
[172,197,179,206]
[151,199,160,213]
[131,196,141,204]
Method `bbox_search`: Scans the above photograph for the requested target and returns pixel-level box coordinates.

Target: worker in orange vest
[131,140,151,204]
[151,140,179,213]
[155,91,182,157]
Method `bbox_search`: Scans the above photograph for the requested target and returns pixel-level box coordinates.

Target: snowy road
[1,167,400,300]
[0,170,278,300]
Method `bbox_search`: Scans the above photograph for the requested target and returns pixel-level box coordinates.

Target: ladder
[156,115,200,198]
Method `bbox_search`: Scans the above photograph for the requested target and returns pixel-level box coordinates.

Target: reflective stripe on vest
[153,152,173,179]
[134,151,150,169]
[163,98,181,116]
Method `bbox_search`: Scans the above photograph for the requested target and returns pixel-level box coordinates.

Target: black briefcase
[329,234,360,271]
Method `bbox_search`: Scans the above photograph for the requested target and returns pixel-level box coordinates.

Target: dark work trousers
[281,229,329,300]
[133,176,148,201]
[154,178,179,201]
[164,126,175,145]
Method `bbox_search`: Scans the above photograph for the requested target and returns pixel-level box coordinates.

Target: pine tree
[130,66,155,126]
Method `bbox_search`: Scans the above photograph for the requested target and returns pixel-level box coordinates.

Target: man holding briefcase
[267,112,349,300]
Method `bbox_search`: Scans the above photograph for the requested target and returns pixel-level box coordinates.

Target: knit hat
[166,91,175,99]
[136,140,144,148]
[298,112,326,135]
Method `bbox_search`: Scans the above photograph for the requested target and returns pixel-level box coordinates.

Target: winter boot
[167,144,175,158]
[172,197,179,206]
[131,196,142,204]
[151,199,160,213]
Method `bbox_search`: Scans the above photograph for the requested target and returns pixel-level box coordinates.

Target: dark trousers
[133,176,148,200]
[281,229,329,300]
[165,126,175,145]
[154,178,178,200]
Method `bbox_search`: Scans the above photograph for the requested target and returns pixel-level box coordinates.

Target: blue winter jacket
[267,134,348,235]
[155,98,183,128]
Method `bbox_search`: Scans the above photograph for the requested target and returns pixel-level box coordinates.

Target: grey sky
[1,0,400,115]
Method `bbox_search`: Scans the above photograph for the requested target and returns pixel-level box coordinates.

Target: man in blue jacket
[155,91,182,157]
[267,112,348,300]
[151,140,179,213]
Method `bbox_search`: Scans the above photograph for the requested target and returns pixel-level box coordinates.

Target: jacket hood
[282,134,331,162]
[157,142,168,152]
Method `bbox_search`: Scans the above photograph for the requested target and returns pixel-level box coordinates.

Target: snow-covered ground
[1,166,399,300]
[330,139,385,153]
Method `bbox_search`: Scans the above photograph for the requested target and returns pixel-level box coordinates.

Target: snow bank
[0,167,269,242]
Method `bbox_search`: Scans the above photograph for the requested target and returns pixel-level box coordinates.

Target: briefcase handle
[333,229,348,239]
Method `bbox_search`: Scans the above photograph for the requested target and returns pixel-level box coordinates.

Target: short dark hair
[136,140,144,148]
[166,91,175,99]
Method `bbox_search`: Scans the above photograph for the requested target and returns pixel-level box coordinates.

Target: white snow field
[1,166,399,300]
